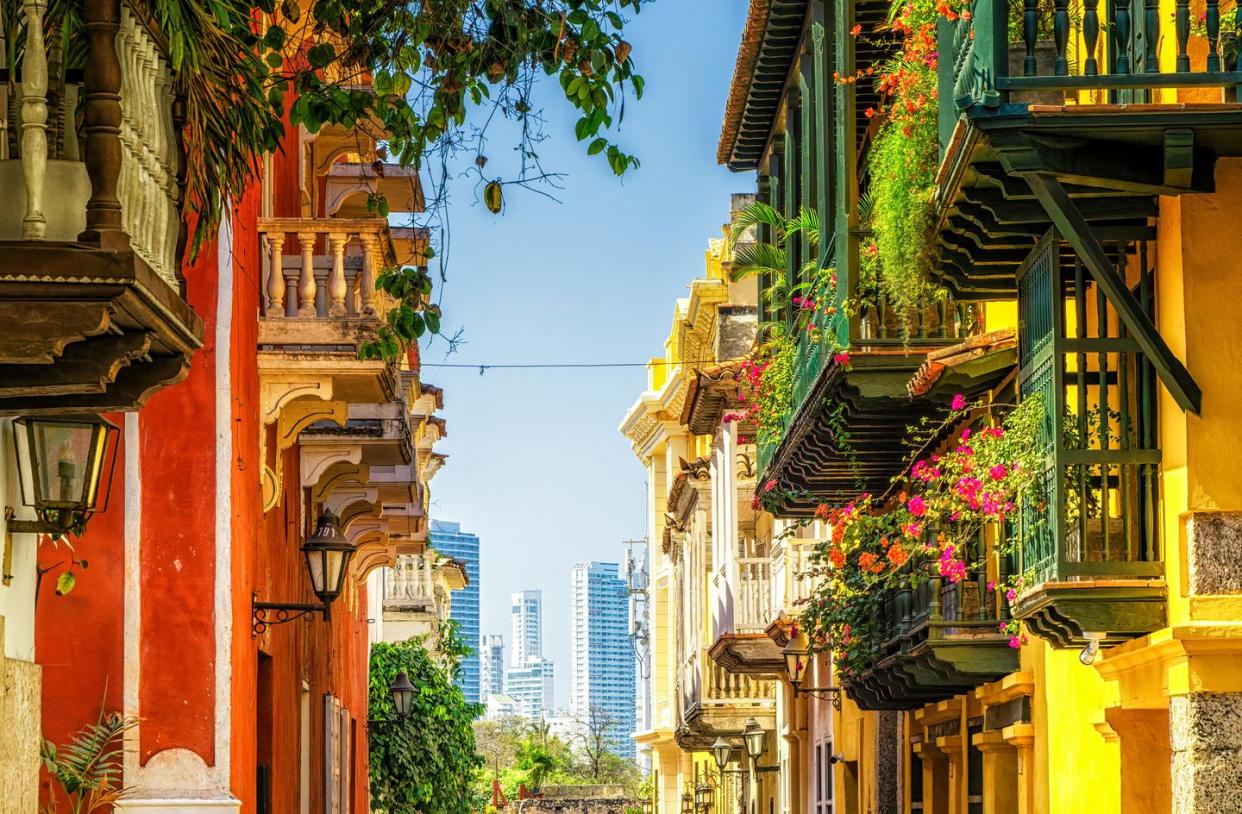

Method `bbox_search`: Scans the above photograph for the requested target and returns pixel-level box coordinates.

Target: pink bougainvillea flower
[1005,588,1018,603]
[987,580,996,592]
[989,464,1007,481]
[907,495,926,516]
[960,427,972,441]
[833,352,851,367]
[1008,635,1022,649]
[950,393,967,411]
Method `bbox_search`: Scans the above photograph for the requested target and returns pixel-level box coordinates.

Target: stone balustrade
[258,217,396,321]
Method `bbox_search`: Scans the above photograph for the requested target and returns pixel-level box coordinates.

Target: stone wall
[516,786,639,814]
[1170,692,1242,814]
[0,650,41,814]
[1185,512,1242,595]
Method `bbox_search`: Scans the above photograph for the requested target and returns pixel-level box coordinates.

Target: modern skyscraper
[429,520,481,703]
[510,590,543,666]
[506,589,554,719]
[479,634,505,703]
[570,562,637,758]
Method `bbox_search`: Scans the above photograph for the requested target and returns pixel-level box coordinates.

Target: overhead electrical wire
[420,359,724,374]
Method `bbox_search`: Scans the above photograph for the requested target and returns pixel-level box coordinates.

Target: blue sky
[424,0,751,706]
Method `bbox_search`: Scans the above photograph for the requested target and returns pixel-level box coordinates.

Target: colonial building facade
[0,2,449,811]
[675,0,1242,813]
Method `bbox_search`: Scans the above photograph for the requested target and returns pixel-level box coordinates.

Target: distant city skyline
[417,0,750,706]
[429,520,480,703]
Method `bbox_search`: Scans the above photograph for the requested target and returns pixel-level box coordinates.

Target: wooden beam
[1024,174,1202,414]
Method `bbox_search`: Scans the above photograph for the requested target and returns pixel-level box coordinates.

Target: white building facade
[570,561,637,758]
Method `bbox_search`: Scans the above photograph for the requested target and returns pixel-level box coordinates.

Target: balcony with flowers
[794,394,1041,708]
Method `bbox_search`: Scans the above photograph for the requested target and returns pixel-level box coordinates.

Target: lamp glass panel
[12,422,34,507]
[83,424,110,510]
[743,724,764,760]
[307,549,326,594]
[31,421,95,508]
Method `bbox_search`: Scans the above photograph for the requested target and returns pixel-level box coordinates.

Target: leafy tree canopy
[369,631,484,814]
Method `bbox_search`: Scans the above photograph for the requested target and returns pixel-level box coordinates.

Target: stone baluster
[298,233,317,317]
[358,230,379,314]
[344,266,358,316]
[79,0,127,249]
[20,0,49,239]
[265,232,287,317]
[328,232,349,316]
[283,267,299,318]
[313,264,329,317]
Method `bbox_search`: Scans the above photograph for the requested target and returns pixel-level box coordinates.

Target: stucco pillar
[1002,724,1036,814]
[1170,692,1242,814]
[936,735,965,814]
[0,620,40,814]
[912,741,949,814]
[972,731,1019,814]
[1106,708,1171,814]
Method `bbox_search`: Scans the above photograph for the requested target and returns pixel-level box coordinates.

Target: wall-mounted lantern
[781,626,842,710]
[368,672,416,730]
[741,718,780,775]
[252,510,355,635]
[7,415,118,535]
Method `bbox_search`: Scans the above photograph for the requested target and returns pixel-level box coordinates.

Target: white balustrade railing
[702,649,773,703]
[384,553,434,602]
[117,4,179,286]
[735,555,772,634]
[259,218,396,320]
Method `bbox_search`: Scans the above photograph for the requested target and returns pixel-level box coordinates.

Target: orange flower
[815,503,832,522]
[850,23,862,36]
[887,543,908,566]
[858,552,877,570]
[829,546,846,569]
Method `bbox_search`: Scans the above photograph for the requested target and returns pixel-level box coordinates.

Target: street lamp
[742,718,779,774]
[694,781,713,812]
[252,510,356,634]
[7,415,118,535]
[711,736,734,773]
[680,792,693,814]
[389,671,415,718]
[781,626,842,710]
[641,799,654,814]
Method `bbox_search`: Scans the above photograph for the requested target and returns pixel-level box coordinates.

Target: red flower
[850,23,862,36]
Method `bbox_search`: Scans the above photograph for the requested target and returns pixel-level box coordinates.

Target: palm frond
[786,206,821,248]
[729,200,786,243]
[730,241,787,282]
[857,189,876,227]
[44,709,138,813]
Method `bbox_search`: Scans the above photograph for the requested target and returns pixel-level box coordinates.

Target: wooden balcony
[677,647,775,751]
[710,542,783,676]
[1008,233,1166,648]
[0,0,202,413]
[846,568,1019,711]
[935,0,1242,301]
[758,296,1015,515]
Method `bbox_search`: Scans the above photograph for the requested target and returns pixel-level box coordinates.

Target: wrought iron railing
[939,0,1242,147]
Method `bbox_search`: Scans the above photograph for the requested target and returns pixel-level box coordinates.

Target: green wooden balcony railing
[938,0,1242,147]
[1016,232,1162,585]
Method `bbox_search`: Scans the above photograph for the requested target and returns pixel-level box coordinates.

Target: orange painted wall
[136,224,220,765]
[35,413,126,808]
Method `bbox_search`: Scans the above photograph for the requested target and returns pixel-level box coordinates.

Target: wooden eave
[0,242,203,414]
[933,105,1242,300]
[719,0,809,171]
[708,632,784,677]
[680,362,746,435]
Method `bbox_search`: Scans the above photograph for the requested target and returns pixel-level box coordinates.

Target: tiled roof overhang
[718,0,808,171]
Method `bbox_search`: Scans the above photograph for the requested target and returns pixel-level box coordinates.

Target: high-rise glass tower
[570,562,637,758]
[510,590,542,666]
[429,520,480,703]
[479,634,505,702]
[506,589,554,718]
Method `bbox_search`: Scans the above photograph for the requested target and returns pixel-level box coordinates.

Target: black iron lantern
[641,799,654,814]
[694,782,712,811]
[389,671,415,718]
[783,627,811,689]
[301,510,353,615]
[9,415,118,535]
[711,736,733,772]
[680,793,693,814]
[742,718,765,762]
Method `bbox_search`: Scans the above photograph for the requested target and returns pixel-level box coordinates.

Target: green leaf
[55,571,76,596]
[587,137,607,155]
